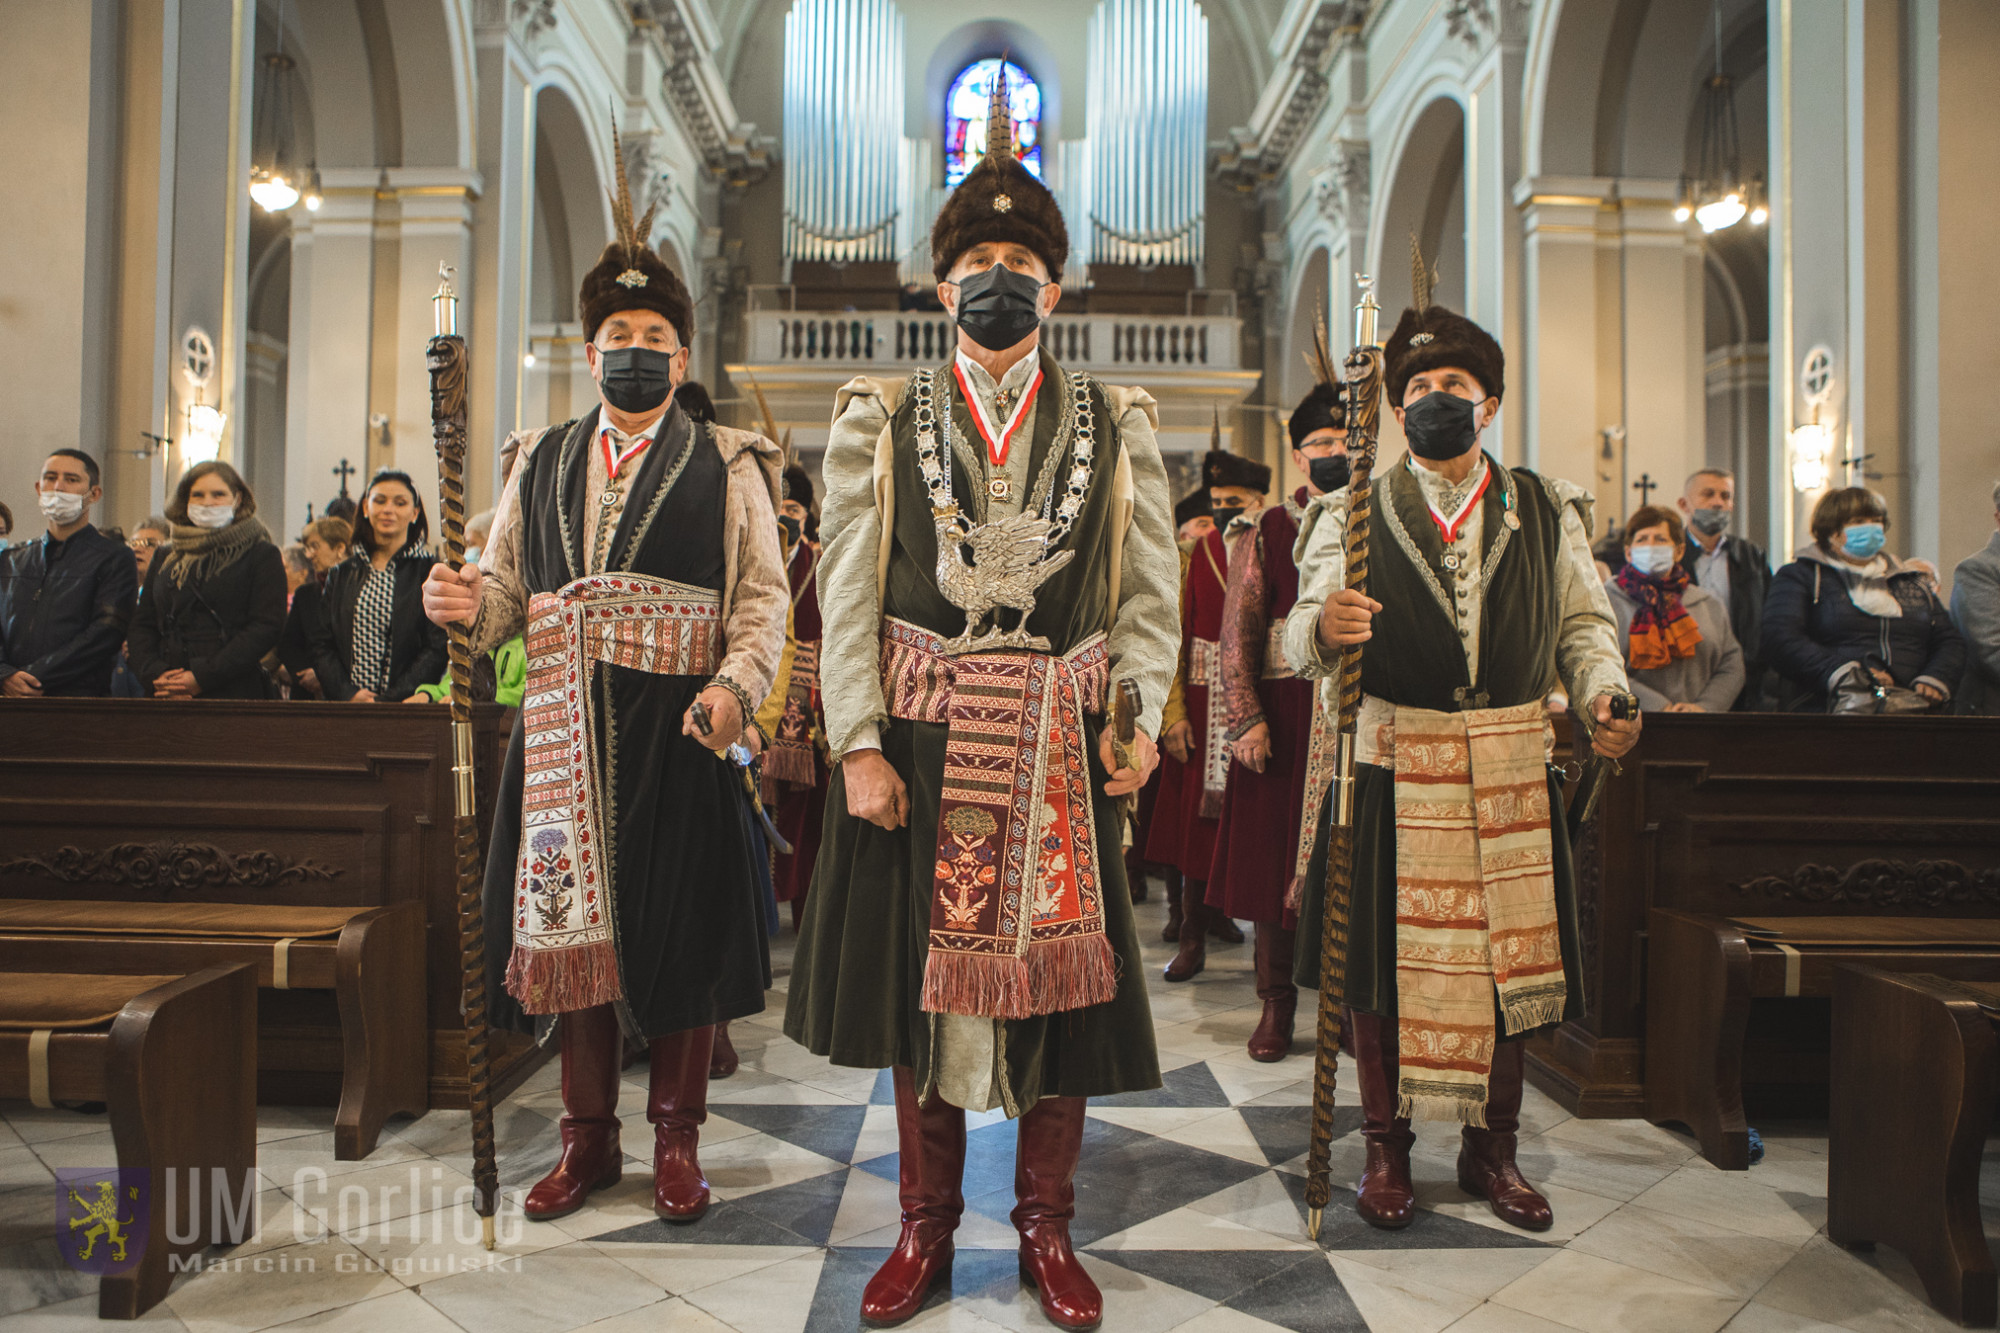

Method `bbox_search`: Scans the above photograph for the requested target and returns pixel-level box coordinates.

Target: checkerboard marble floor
[3,888,1993,1332]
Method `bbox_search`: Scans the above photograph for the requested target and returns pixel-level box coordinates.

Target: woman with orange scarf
[1604,505,1746,712]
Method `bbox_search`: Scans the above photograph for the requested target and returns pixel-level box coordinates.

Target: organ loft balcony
[723,263,1259,456]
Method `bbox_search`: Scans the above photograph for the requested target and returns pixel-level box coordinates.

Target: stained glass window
[944,58,1042,188]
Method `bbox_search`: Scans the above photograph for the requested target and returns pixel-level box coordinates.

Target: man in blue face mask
[786,63,1182,1333]
[1283,265,1641,1238]
[423,123,788,1235]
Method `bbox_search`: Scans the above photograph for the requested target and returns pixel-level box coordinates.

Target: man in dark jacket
[0,450,136,697]
[1676,468,1773,709]
[1950,481,2000,714]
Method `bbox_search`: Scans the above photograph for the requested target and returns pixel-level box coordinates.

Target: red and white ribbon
[600,426,652,480]
[954,360,1043,468]
[1422,459,1491,543]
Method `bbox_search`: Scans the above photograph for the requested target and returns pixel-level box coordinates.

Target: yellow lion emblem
[67,1181,137,1263]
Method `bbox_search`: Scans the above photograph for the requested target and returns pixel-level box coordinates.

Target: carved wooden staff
[1303,282,1385,1240]
[426,264,499,1250]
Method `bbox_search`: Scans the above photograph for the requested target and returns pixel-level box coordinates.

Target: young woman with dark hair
[125,461,288,699]
[308,470,447,702]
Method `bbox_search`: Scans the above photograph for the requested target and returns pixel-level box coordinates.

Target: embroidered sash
[880,617,1116,1021]
[1354,695,1565,1126]
[764,639,820,790]
[1291,682,1339,901]
[1190,636,1228,819]
[505,574,723,1014]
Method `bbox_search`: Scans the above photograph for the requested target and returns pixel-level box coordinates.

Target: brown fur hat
[1203,449,1272,494]
[1383,235,1503,406]
[578,117,696,346]
[929,62,1068,284]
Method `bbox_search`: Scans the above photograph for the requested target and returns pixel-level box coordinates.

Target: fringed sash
[506,574,723,1014]
[1291,683,1339,903]
[1191,636,1229,819]
[1356,696,1565,1126]
[880,617,1117,1021]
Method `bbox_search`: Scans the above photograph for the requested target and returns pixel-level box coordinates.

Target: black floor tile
[1092,1061,1232,1109]
[1239,1103,1364,1166]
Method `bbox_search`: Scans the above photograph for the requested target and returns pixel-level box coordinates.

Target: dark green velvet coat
[1293,457,1587,1028]
[784,353,1162,1112]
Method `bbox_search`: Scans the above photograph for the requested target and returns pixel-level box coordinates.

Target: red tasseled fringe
[921,934,1119,1020]
[506,941,621,1014]
[762,743,816,790]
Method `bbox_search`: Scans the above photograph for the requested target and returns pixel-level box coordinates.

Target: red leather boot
[1458,1040,1553,1231]
[1159,867,1184,943]
[1247,923,1298,1062]
[861,1068,966,1327]
[523,1004,624,1220]
[1163,877,1207,982]
[1013,1095,1102,1331]
[1206,908,1246,944]
[1350,1010,1416,1229]
[709,1021,739,1079]
[648,1025,714,1221]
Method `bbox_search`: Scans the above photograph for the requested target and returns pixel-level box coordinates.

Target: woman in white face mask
[124,461,289,699]
[1602,505,1745,713]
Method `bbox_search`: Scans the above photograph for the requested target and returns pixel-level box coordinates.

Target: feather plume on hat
[577,109,694,344]
[928,57,1069,283]
[1382,235,1505,406]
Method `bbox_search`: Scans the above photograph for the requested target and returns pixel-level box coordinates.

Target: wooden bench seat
[1828,966,2000,1327]
[0,965,256,1320]
[0,899,426,1160]
[1645,909,2000,1169]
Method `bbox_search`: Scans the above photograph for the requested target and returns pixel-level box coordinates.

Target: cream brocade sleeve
[816,389,894,761]
[469,428,545,654]
[1283,488,1354,686]
[1103,392,1180,740]
[711,435,790,714]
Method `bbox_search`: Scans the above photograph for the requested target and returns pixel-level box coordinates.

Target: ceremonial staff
[1302,278,1385,1240]
[425,264,500,1250]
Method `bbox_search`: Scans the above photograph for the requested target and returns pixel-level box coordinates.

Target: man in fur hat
[753,462,827,931]
[1284,271,1640,1233]
[784,65,1180,1332]
[422,130,787,1228]
[1146,447,1267,982]
[1204,384,1351,1062]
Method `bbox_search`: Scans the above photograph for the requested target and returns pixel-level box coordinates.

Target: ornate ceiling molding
[637,0,774,188]
[1313,139,1370,228]
[1214,1,1369,193]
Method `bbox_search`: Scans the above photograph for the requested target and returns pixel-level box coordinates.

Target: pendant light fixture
[249,0,308,214]
[1675,0,1765,233]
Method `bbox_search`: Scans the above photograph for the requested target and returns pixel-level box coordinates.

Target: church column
[1615,179,1705,521]
[380,171,482,498]
[1908,0,2000,585]
[1514,179,1612,508]
[468,17,535,512]
[1461,0,1529,465]
[284,169,379,526]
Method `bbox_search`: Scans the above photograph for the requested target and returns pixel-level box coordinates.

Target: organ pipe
[783,0,905,263]
[1083,0,1207,268]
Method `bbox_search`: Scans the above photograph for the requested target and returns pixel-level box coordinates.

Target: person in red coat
[1207,383,1350,1059]
[757,465,827,929]
[1148,449,1270,980]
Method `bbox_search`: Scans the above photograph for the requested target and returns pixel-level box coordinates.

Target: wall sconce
[184,401,227,464]
[1789,417,1832,494]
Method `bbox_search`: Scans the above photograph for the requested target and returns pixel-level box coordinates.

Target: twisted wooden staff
[1303,281,1385,1240]
[426,265,499,1250]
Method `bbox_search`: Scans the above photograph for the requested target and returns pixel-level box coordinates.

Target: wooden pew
[1526,712,2000,1122]
[0,700,545,1112]
[1827,965,2000,1327]
[1645,911,2000,1167]
[0,964,256,1320]
[0,899,425,1159]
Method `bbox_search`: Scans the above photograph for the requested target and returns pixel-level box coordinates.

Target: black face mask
[597,345,677,414]
[1402,390,1483,461]
[950,263,1045,351]
[1307,454,1351,494]
[778,515,803,547]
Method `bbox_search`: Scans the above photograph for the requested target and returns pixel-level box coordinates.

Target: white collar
[598,406,668,444]
[955,348,1039,398]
